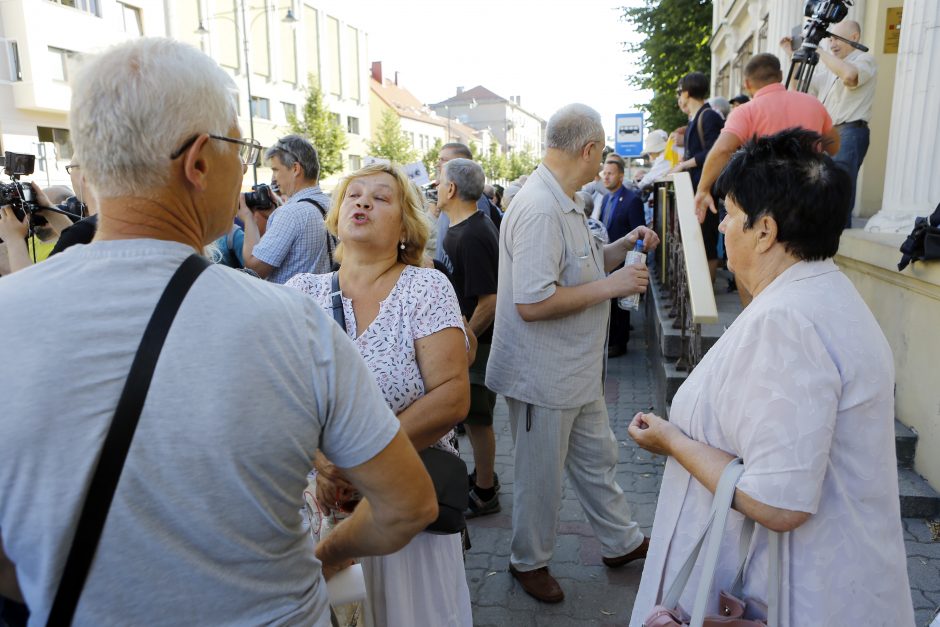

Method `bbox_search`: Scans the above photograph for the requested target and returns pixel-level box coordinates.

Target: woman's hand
[628,411,686,456]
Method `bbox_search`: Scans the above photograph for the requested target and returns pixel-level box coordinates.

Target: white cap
[643,129,668,155]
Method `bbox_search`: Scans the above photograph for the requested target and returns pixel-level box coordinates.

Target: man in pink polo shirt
[694,53,840,221]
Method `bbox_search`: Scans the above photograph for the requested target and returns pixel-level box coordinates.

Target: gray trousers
[506,397,644,571]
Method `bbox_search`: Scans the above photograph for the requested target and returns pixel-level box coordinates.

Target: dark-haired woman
[628,130,914,626]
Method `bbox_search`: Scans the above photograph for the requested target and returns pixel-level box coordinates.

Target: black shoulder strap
[47,253,211,626]
[330,271,346,331]
[299,197,336,268]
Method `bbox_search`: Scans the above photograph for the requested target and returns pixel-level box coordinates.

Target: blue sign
[615,112,644,157]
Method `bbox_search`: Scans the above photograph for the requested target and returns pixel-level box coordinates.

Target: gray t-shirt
[0,238,399,626]
[485,164,609,409]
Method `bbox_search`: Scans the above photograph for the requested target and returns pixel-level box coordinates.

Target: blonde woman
[286,163,472,627]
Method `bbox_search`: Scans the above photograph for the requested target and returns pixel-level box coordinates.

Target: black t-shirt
[442,211,498,344]
[50,214,98,256]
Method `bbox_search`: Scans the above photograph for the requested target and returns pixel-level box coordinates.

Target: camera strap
[47,253,211,626]
[299,197,336,269]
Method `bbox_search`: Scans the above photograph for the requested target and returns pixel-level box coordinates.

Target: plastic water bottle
[618,239,646,311]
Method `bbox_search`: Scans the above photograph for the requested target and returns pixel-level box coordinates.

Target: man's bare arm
[467,293,496,337]
[315,429,437,568]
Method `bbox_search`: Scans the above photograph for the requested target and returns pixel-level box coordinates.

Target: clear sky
[315,0,651,144]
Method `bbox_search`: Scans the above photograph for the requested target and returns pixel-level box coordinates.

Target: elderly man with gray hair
[0,38,436,625]
[438,158,502,518]
[486,103,660,603]
[239,134,334,282]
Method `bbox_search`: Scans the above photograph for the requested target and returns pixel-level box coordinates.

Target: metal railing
[651,172,718,372]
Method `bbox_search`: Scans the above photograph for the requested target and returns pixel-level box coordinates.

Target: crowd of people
[0,31,914,627]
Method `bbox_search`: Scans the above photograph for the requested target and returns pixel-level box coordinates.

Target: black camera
[798,0,851,54]
[0,151,40,222]
[244,183,274,210]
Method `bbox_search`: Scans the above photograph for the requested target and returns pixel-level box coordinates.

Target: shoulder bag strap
[299,197,335,268]
[661,458,745,609]
[696,108,707,150]
[47,253,211,626]
[330,271,346,331]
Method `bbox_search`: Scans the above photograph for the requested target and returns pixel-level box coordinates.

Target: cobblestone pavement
[459,305,940,626]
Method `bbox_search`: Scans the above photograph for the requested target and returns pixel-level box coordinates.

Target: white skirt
[361,531,472,627]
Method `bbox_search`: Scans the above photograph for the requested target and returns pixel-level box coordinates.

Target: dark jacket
[600,184,645,245]
[684,103,724,190]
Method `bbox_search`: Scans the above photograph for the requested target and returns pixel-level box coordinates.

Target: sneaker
[465,487,501,519]
[468,470,500,492]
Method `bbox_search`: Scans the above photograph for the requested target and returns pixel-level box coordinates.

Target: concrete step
[899,467,940,518]
[896,419,917,469]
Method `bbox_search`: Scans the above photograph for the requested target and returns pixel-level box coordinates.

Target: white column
[866,0,940,233]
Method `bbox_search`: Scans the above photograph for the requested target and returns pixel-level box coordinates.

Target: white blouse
[286,265,466,454]
[631,260,914,627]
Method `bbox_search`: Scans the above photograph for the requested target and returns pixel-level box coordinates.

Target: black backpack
[898,202,940,271]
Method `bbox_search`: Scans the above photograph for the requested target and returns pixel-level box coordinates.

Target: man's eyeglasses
[65,164,79,174]
[170,134,262,166]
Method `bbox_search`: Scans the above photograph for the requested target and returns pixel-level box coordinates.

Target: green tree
[368,110,419,164]
[481,140,508,181]
[287,74,348,176]
[506,150,539,181]
[422,137,443,178]
[623,0,712,132]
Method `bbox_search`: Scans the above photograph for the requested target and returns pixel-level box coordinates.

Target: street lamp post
[197,3,297,185]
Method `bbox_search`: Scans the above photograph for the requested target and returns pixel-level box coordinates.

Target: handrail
[649,173,719,373]
[671,172,719,324]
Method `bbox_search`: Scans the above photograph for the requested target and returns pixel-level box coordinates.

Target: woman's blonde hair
[326,162,430,267]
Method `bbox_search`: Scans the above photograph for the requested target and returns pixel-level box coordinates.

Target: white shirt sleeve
[716,306,842,514]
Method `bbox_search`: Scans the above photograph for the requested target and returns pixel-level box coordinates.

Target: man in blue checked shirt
[238,135,335,283]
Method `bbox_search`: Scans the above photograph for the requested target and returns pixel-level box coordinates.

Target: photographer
[782,19,876,227]
[48,161,102,257]
[239,135,333,283]
[0,182,75,275]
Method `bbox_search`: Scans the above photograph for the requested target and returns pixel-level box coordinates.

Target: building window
[347,116,359,134]
[48,0,100,17]
[250,96,270,120]
[47,47,76,82]
[326,16,341,96]
[716,62,731,99]
[348,154,361,171]
[330,112,341,126]
[0,40,22,82]
[117,2,142,36]
[758,15,769,53]
[282,102,297,121]
[731,36,754,97]
[37,126,74,160]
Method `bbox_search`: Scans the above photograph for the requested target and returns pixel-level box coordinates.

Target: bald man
[782,20,876,228]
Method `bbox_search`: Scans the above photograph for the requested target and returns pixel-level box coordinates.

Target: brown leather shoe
[509,564,565,603]
[602,537,650,568]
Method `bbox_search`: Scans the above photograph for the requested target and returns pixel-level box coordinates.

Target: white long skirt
[361,531,472,627]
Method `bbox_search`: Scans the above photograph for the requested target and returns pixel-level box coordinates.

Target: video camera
[421,181,438,204]
[0,151,40,222]
[243,183,274,211]
[787,0,868,92]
